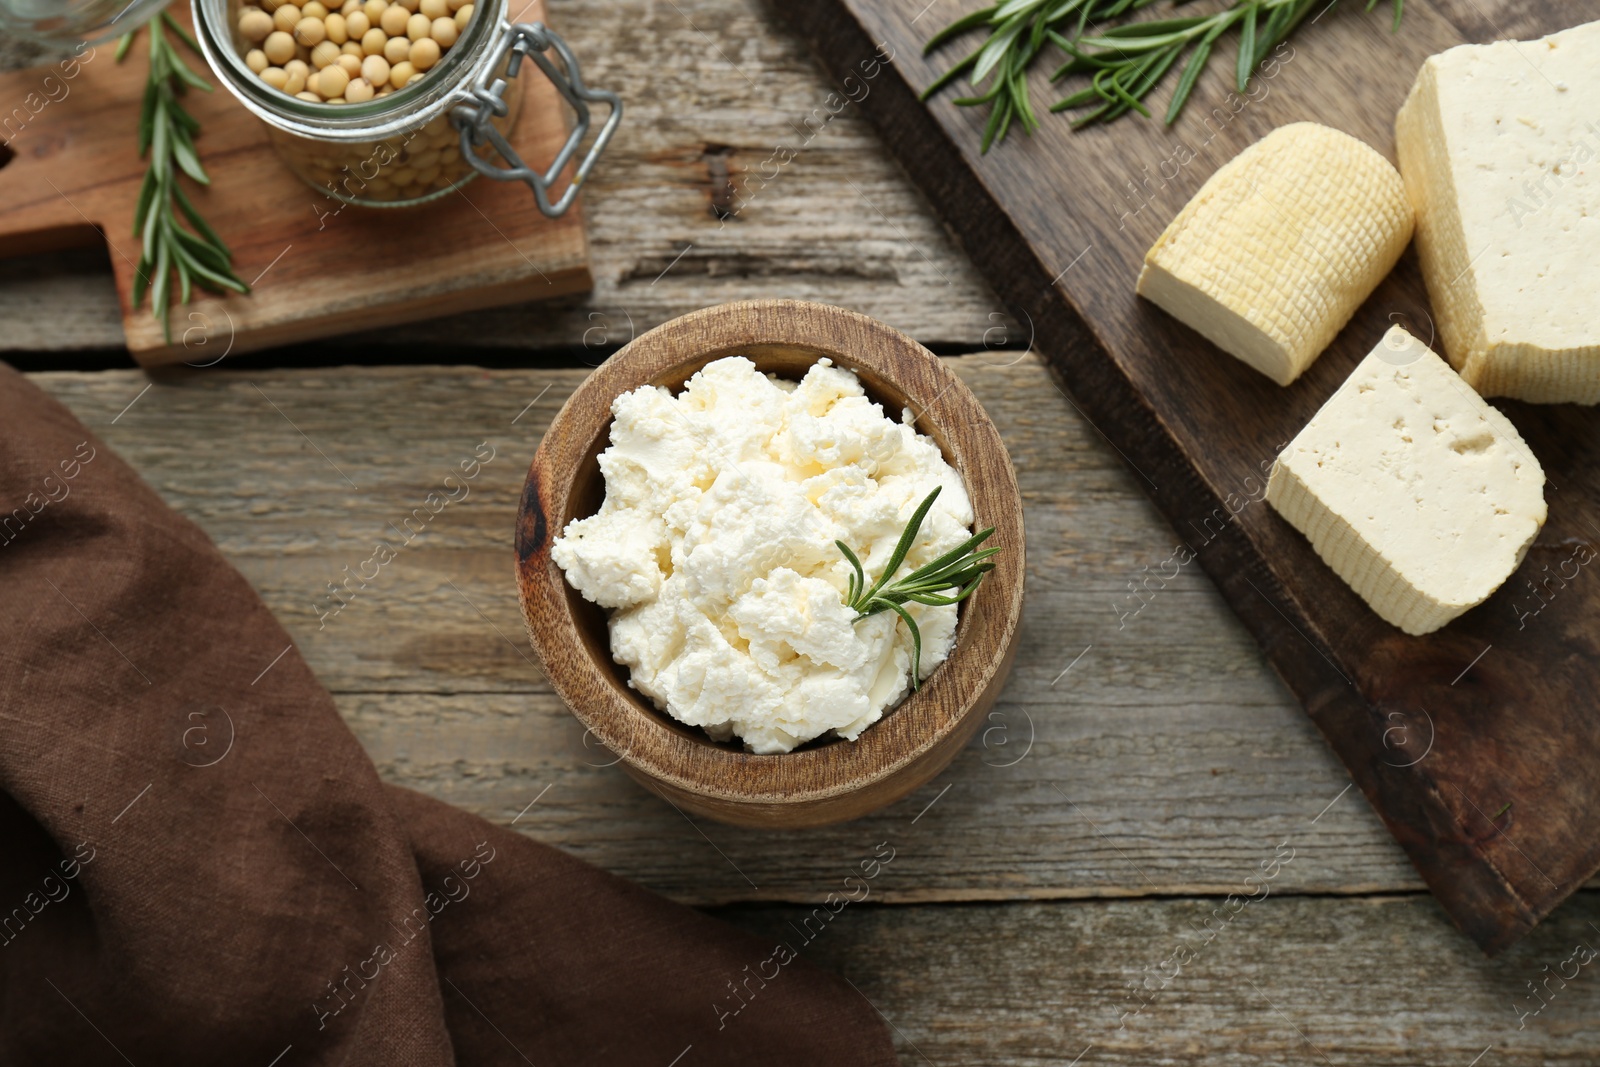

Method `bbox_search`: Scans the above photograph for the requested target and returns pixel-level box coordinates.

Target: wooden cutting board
[0,0,590,366]
[783,1,1600,953]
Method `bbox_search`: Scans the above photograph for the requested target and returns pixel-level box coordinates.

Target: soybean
[262,30,294,64]
[408,36,439,71]
[236,0,474,104]
[315,64,350,98]
[293,16,325,45]
[238,8,274,41]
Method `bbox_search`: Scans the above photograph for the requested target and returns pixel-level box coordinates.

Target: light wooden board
[0,2,591,365]
[0,0,998,356]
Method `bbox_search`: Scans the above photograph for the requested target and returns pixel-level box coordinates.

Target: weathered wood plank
[26,358,1441,905]
[332,685,1414,905]
[0,249,123,350]
[0,0,998,354]
[718,891,1600,1065]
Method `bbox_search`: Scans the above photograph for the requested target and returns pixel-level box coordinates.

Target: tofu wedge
[1266,326,1546,635]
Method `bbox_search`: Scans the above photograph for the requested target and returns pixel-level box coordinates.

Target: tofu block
[1396,20,1600,403]
[1266,326,1546,635]
[1138,122,1414,386]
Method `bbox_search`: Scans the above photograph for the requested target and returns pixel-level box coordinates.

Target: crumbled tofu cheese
[1137,122,1414,386]
[552,356,974,754]
[1395,20,1600,403]
[1266,326,1547,635]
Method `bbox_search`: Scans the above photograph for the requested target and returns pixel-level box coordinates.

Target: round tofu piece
[1138,122,1414,386]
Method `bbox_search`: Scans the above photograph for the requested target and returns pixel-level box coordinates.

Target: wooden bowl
[515,300,1025,828]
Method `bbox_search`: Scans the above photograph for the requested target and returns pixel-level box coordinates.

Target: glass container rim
[191,0,504,141]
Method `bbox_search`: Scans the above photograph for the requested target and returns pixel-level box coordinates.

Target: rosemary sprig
[924,0,1405,149]
[921,0,1162,152]
[118,12,249,341]
[836,486,1000,691]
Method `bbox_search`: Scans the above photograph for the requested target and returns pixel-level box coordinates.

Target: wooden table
[7,2,1600,1061]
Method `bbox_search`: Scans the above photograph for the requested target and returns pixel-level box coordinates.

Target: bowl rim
[515,299,1026,809]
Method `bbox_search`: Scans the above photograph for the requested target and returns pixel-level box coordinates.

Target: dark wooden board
[780,0,1600,953]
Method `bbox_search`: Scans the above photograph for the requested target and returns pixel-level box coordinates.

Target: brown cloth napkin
[0,365,897,1067]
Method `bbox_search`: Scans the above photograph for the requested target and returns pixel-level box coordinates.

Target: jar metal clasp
[450,21,621,218]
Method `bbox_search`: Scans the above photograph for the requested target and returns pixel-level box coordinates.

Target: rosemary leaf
[163,14,204,53]
[1164,37,1213,123]
[880,600,923,687]
[863,487,944,604]
[1366,0,1403,32]
[152,237,171,330]
[170,127,210,186]
[835,539,866,604]
[924,4,999,52]
[1088,16,1210,41]
[1236,4,1257,92]
[923,51,980,98]
[973,14,1029,84]
[173,184,231,253]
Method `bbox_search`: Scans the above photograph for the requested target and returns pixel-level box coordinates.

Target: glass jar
[0,0,167,46]
[191,0,618,211]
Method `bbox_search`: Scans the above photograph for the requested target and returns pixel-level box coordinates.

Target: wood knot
[702,143,737,222]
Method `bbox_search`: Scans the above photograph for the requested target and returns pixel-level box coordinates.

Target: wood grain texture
[0,1,591,364]
[24,359,1446,905]
[719,891,1600,1065]
[23,364,1600,1064]
[781,0,1600,953]
[517,300,1025,826]
[0,0,1000,355]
